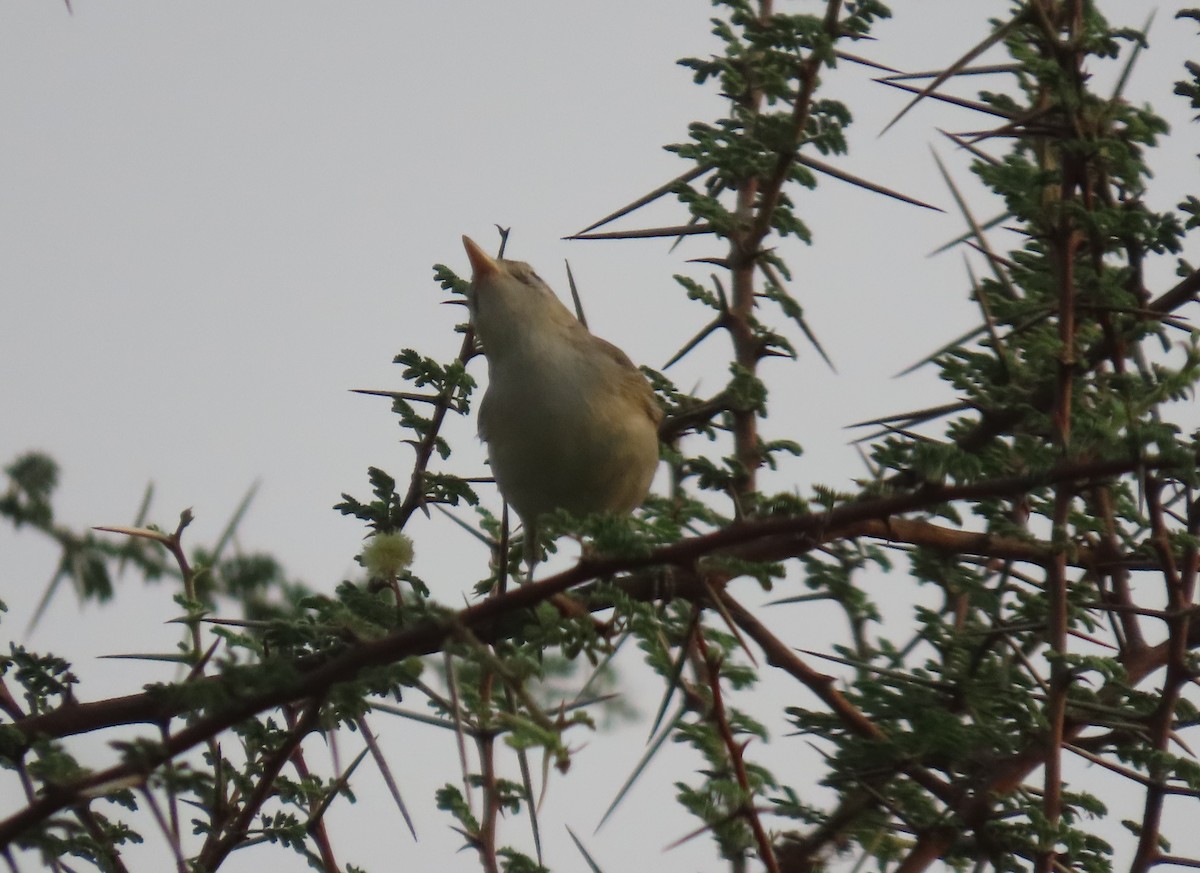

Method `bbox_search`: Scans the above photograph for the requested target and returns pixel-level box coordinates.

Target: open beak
[462,236,500,280]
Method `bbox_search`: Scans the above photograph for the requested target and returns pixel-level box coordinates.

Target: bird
[462,235,662,571]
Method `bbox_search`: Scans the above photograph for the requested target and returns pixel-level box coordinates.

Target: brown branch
[74,805,131,873]
[719,589,978,870]
[716,592,884,742]
[1037,488,1072,873]
[659,392,731,444]
[747,1,842,249]
[956,262,1200,455]
[1149,265,1200,315]
[1064,744,1200,797]
[724,0,844,500]
[1089,485,1147,652]
[1,454,1187,846]
[294,724,342,873]
[397,330,477,527]
[475,670,500,873]
[1157,855,1200,869]
[195,700,325,872]
[894,827,960,873]
[7,454,1171,753]
[1131,479,1194,873]
[696,632,781,873]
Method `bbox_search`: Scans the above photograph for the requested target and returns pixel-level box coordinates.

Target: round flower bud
[361,532,415,577]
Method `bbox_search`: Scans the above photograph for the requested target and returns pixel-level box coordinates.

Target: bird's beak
[462,236,500,280]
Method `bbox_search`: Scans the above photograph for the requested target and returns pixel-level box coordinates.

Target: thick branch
[1,454,1187,845]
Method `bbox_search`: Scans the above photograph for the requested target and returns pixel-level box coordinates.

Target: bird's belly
[480,377,658,525]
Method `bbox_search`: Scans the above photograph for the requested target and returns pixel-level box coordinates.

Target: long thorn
[572,165,710,236]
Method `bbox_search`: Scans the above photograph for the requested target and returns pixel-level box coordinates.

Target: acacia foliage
[3,3,1200,872]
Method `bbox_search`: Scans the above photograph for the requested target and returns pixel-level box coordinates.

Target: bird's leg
[495,502,511,596]
[517,517,604,627]
[522,522,539,586]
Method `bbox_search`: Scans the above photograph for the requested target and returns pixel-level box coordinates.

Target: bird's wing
[591,335,664,426]
[477,388,493,441]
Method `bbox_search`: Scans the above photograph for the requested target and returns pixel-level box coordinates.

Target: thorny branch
[4,452,1195,846]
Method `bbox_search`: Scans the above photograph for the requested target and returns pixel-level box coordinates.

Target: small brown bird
[462,236,661,566]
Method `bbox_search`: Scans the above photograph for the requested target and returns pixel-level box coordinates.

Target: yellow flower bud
[361,532,415,578]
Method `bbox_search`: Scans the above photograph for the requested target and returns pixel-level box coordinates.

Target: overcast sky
[1,2,1195,871]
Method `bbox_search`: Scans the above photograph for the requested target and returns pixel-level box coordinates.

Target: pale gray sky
[1,2,1195,871]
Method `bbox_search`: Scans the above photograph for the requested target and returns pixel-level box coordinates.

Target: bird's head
[462,235,577,359]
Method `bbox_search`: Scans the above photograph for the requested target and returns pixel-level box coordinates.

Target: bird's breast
[478,338,659,524]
